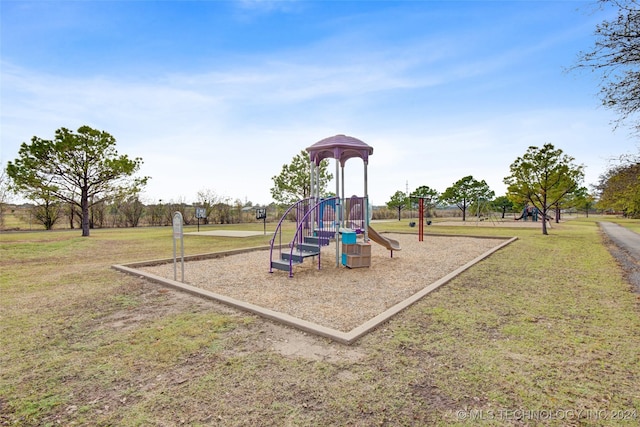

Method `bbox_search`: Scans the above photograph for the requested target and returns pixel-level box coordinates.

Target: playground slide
[367,226,401,252]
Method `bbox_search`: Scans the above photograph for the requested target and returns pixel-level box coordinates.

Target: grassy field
[1,218,639,426]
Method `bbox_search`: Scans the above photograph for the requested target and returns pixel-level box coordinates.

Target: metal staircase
[269,197,338,277]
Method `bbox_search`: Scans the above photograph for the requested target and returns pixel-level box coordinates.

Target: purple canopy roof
[306,134,374,166]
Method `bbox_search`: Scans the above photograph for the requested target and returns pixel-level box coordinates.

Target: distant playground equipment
[514,203,554,223]
[269,135,400,277]
[515,204,539,221]
[474,197,501,226]
[409,195,433,242]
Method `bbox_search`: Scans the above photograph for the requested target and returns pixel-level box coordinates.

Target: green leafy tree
[410,185,439,216]
[570,187,597,218]
[6,126,147,236]
[573,0,640,133]
[550,185,591,221]
[441,176,494,221]
[504,143,584,235]
[596,155,640,216]
[270,150,333,206]
[387,190,408,221]
[492,195,514,219]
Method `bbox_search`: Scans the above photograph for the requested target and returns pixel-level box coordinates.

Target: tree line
[1,129,636,237]
[2,196,266,231]
[0,126,269,234]
[384,143,591,235]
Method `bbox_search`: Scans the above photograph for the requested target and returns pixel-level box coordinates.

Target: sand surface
[141,233,508,332]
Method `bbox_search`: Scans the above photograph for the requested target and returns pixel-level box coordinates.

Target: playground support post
[410,194,429,242]
[418,197,424,242]
[310,161,316,232]
[336,160,340,267]
[363,159,369,242]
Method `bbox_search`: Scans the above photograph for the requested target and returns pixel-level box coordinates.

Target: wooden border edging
[112,236,518,345]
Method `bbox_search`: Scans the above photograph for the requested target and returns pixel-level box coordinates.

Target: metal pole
[342,163,347,230]
[173,234,177,281]
[180,233,184,282]
[364,160,369,242]
[336,160,340,267]
[316,162,320,199]
[419,198,424,242]
[172,211,184,282]
[310,160,315,200]
[310,159,315,232]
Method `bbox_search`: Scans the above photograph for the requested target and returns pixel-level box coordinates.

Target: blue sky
[1,0,637,206]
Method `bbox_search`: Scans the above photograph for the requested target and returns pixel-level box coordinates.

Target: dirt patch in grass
[92,281,367,363]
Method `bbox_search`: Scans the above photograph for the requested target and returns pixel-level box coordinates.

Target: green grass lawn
[1,218,639,426]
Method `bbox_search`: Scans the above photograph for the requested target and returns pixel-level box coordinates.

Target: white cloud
[2,2,637,208]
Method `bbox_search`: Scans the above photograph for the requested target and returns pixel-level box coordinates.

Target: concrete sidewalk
[599,221,640,294]
[599,222,640,262]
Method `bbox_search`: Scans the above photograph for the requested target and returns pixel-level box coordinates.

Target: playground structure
[269,135,400,277]
[515,204,539,221]
[473,197,501,226]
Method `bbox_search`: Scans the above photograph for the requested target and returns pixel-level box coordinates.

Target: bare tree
[167,198,191,225]
[147,202,167,226]
[0,168,11,228]
[196,189,220,224]
[120,195,145,227]
[573,0,640,133]
[31,193,62,230]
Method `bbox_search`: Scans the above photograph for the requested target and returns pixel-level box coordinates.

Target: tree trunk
[397,207,401,221]
[541,195,548,235]
[81,188,90,237]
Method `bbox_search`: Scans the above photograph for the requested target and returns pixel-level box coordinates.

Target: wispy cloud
[2,1,635,205]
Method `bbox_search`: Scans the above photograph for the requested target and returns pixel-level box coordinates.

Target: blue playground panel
[318,198,337,223]
[342,231,357,244]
